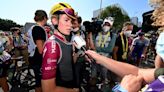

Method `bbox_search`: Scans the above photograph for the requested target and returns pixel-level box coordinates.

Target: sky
[0,0,153,25]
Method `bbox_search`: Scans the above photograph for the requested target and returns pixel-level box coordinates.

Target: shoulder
[32,26,44,33]
[133,37,139,41]
[44,35,56,46]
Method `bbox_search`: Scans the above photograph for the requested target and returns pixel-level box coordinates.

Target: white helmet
[103,17,114,26]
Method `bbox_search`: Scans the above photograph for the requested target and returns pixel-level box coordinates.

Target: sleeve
[132,38,137,46]
[41,40,60,80]
[154,68,164,79]
[32,26,46,41]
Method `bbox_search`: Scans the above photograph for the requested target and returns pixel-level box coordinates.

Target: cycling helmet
[50,2,76,19]
[103,17,114,26]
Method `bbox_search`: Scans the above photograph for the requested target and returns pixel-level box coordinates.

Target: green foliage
[0,18,22,31]
[100,4,130,31]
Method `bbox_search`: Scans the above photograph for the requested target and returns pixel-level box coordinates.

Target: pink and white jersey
[41,34,63,80]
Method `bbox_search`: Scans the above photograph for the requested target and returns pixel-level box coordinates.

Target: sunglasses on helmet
[62,8,76,19]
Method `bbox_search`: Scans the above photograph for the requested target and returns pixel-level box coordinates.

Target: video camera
[83,20,103,34]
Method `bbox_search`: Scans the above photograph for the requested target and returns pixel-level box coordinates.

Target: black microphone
[72,35,96,63]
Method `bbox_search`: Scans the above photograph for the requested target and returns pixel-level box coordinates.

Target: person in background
[129,31,150,66]
[94,16,117,85]
[0,38,9,92]
[41,2,79,92]
[27,9,48,92]
[113,22,133,62]
[155,31,164,68]
[72,16,85,40]
[11,27,29,64]
[44,24,53,38]
[95,16,116,58]
[83,21,96,50]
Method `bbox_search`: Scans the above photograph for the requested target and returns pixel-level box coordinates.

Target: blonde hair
[150,0,164,31]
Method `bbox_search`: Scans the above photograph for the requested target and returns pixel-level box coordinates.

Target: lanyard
[98,31,110,48]
[120,33,128,52]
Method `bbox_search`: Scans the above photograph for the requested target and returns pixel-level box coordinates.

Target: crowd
[0,1,164,92]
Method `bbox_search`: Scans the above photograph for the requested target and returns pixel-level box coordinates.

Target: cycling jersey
[42,33,76,88]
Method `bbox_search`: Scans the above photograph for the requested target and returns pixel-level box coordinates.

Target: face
[58,14,73,35]
[51,15,58,25]
[125,25,133,31]
[13,30,20,36]
[43,17,48,25]
[72,19,80,32]
[72,19,79,29]
[139,35,144,39]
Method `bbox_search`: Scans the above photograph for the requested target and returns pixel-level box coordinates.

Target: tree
[0,18,22,31]
[100,4,130,31]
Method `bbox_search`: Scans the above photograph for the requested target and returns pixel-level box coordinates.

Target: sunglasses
[63,8,76,19]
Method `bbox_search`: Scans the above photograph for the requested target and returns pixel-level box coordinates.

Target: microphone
[72,35,96,63]
[72,35,86,50]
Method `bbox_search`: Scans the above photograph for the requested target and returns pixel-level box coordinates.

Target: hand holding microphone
[72,35,95,63]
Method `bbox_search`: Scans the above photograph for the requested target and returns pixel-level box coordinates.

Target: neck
[102,31,108,35]
[55,30,67,42]
[36,22,44,27]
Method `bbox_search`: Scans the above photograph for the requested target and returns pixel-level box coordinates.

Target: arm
[142,39,150,56]
[113,46,118,60]
[41,40,77,92]
[142,46,148,57]
[85,50,156,83]
[42,79,76,92]
[130,38,137,54]
[86,32,95,50]
[155,54,164,68]
[89,32,95,50]
[86,50,138,77]
[32,26,46,54]
[36,40,44,54]
[113,36,120,60]
[120,74,143,92]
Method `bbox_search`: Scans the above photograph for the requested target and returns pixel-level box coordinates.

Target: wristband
[112,84,128,92]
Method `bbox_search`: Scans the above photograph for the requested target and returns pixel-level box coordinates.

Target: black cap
[138,32,144,36]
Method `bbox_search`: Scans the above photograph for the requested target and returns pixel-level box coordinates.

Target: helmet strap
[56,28,67,37]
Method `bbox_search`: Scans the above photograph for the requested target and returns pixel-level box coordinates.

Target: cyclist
[41,2,79,92]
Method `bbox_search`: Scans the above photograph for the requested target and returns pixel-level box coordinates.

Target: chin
[64,32,70,36]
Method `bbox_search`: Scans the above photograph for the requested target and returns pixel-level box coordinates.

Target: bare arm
[42,79,77,92]
[36,40,44,54]
[155,54,164,68]
[138,68,155,84]
[86,32,95,50]
[113,46,118,60]
[86,50,138,77]
[85,50,156,83]
[142,46,148,55]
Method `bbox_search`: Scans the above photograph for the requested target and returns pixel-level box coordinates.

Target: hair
[123,21,133,27]
[10,27,20,32]
[34,10,48,22]
[150,0,164,31]
[77,16,82,24]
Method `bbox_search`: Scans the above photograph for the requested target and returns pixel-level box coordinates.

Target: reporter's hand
[85,50,99,59]
[120,74,143,92]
